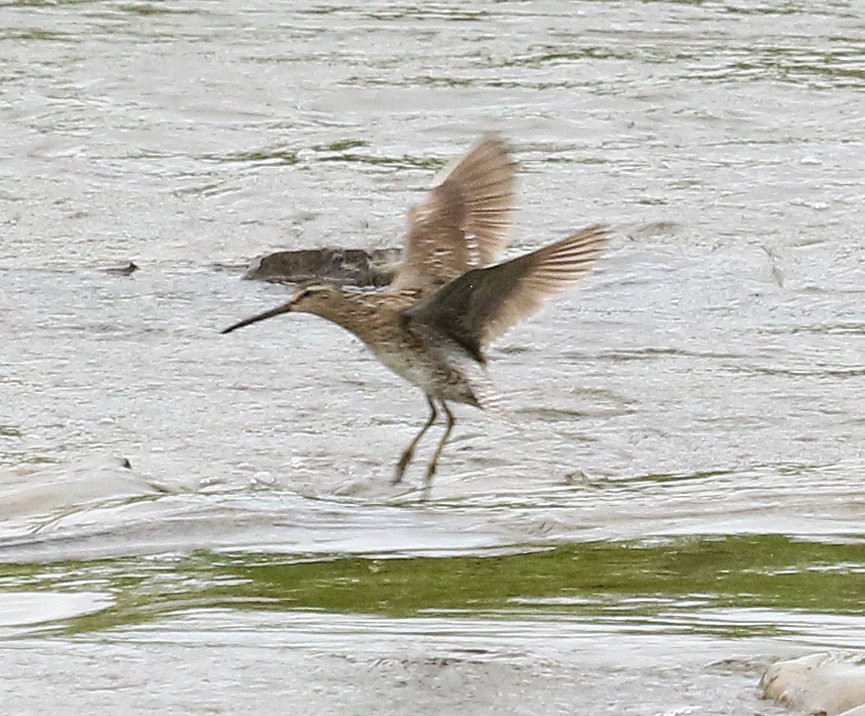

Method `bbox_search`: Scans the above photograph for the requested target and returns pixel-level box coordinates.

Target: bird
[222,136,608,488]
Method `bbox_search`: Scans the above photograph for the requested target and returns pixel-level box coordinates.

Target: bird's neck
[298,291,383,345]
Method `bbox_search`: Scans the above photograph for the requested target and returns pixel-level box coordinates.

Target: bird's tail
[466,370,518,423]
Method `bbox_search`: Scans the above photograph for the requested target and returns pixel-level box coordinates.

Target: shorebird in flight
[223,136,607,487]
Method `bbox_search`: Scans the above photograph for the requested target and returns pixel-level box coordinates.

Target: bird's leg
[392,395,438,484]
[424,401,455,489]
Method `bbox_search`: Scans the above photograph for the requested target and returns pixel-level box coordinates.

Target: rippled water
[2,1,865,713]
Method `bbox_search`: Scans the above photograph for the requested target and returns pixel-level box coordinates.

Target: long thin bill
[220,302,293,334]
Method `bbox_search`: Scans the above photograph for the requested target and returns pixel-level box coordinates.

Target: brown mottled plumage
[222,136,608,487]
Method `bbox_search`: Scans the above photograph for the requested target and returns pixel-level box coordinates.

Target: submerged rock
[242,247,402,287]
[760,652,865,716]
[103,261,139,276]
[0,456,168,522]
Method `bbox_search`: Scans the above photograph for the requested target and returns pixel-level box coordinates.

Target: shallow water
[2,0,865,713]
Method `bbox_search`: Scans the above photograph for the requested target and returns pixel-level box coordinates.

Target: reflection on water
[5,535,863,635]
[2,0,864,713]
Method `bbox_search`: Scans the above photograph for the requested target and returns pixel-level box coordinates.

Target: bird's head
[220,281,341,334]
[286,281,341,313]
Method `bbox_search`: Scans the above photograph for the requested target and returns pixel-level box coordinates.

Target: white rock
[760,652,865,716]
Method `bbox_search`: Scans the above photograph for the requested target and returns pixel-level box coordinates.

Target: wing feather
[403,225,608,359]
[388,135,517,293]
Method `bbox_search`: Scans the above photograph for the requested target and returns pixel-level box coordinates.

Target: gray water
[2,1,865,714]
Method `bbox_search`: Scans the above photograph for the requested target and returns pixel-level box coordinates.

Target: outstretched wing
[403,225,608,360]
[388,135,517,293]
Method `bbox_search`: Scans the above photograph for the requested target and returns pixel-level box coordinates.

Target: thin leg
[392,395,438,484]
[424,401,455,489]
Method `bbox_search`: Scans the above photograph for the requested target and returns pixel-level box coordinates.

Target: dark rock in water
[243,247,402,287]
[104,261,139,276]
